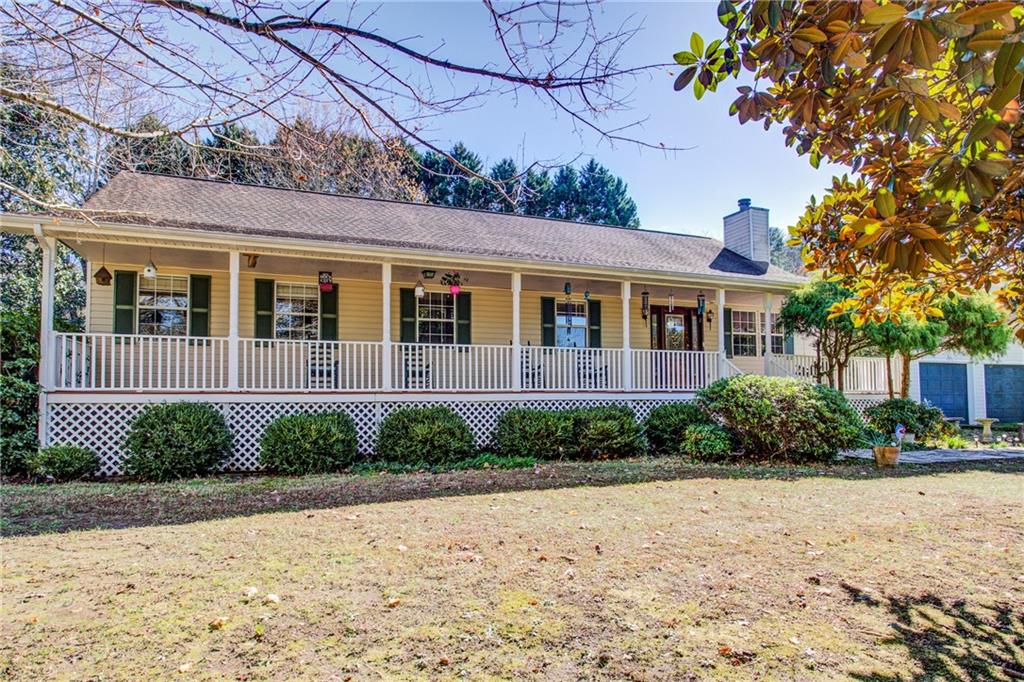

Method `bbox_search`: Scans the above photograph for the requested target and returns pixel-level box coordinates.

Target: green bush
[0,375,38,476]
[864,398,945,439]
[25,445,100,482]
[449,453,537,470]
[565,405,646,460]
[678,424,733,461]
[260,411,358,474]
[492,408,569,460]
[644,402,713,456]
[375,406,474,465]
[123,402,233,481]
[696,375,863,463]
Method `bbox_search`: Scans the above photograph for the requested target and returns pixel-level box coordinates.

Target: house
[2,172,894,474]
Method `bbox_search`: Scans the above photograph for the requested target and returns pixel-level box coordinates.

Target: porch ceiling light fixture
[142,248,158,279]
[641,288,650,323]
[421,269,437,280]
[93,244,112,286]
[245,253,260,268]
[414,280,425,299]
[563,281,572,297]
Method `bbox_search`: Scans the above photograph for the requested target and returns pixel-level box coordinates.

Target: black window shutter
[113,271,136,334]
[587,299,602,348]
[723,307,733,358]
[320,285,338,341]
[189,275,211,337]
[255,279,274,339]
[541,297,556,346]
[456,292,471,345]
[399,288,416,343]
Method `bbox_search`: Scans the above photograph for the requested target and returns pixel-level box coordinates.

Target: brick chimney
[723,198,769,265]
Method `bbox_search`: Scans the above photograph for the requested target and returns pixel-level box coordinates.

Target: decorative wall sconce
[414,280,425,298]
[245,253,260,268]
[142,248,158,279]
[583,289,591,300]
[421,269,436,280]
[93,244,111,286]
[641,289,650,323]
[563,281,572,297]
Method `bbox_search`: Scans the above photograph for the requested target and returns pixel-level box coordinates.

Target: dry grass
[2,464,1023,680]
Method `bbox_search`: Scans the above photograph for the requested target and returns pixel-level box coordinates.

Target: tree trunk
[886,354,894,399]
[900,353,911,398]
[836,360,846,393]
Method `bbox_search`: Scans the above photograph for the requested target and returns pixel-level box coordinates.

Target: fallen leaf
[208,617,228,631]
[386,598,401,608]
[263,593,280,605]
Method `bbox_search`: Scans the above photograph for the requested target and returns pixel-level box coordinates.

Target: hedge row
[31,375,874,481]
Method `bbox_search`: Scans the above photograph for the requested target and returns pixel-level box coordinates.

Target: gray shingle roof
[83,172,803,284]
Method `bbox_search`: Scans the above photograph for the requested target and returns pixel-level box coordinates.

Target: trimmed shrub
[375,406,474,465]
[1,375,39,477]
[696,375,862,463]
[492,408,570,460]
[565,405,646,460]
[679,424,733,462]
[644,402,713,456]
[124,402,233,481]
[25,445,100,482]
[260,412,358,474]
[864,398,945,439]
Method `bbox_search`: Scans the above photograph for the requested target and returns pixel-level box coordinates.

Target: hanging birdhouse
[318,271,334,293]
[93,265,112,286]
[414,280,425,299]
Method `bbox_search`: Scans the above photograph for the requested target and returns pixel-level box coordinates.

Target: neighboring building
[2,173,893,474]
[910,345,1024,425]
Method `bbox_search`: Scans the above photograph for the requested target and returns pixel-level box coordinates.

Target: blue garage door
[985,365,1024,424]
[919,363,968,421]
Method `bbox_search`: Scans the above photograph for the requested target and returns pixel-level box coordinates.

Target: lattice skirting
[46,395,703,476]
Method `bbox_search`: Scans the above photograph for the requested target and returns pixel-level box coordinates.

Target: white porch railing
[631,350,720,391]
[768,354,896,394]
[240,339,382,391]
[520,347,624,391]
[391,343,514,391]
[55,332,229,390]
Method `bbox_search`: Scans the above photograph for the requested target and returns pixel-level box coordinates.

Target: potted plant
[862,425,904,468]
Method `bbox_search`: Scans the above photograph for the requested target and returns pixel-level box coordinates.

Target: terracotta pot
[873,446,900,468]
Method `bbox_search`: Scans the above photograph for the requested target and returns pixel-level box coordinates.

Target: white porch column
[716,288,727,378]
[511,272,522,390]
[621,281,633,391]
[762,292,773,374]
[381,262,392,390]
[228,251,240,390]
[35,226,55,446]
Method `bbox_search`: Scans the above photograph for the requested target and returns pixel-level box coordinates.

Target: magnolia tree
[675,1,1024,338]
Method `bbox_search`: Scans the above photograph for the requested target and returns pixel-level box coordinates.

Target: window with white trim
[556,301,587,348]
[138,275,188,336]
[731,310,757,357]
[761,312,786,354]
[417,291,455,344]
[275,282,319,340]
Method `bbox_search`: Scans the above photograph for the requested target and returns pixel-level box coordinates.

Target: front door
[651,306,703,351]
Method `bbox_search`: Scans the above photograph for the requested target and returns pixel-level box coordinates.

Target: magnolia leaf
[874,190,897,218]
[957,2,1016,25]
[863,5,907,26]
[690,32,704,57]
[793,27,828,43]
[987,72,1023,112]
[674,51,698,65]
[674,67,698,91]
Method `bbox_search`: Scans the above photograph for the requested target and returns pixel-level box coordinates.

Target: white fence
[55,333,228,390]
[520,347,624,390]
[768,354,897,394]
[632,350,720,391]
[392,343,513,391]
[240,339,382,391]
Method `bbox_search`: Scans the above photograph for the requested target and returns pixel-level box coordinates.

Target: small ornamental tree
[778,278,875,392]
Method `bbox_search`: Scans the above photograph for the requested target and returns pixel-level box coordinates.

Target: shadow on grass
[2,457,1022,538]
[844,584,1024,681]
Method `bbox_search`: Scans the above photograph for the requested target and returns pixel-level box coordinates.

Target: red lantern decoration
[318,271,334,293]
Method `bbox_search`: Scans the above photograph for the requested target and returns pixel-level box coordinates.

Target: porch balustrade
[767,353,897,395]
[631,349,720,392]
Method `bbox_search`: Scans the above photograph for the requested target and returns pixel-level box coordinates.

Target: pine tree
[486,158,519,213]
[577,159,639,227]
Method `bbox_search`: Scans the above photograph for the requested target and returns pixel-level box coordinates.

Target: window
[417,291,455,344]
[556,301,587,348]
[761,312,786,355]
[138,275,188,335]
[275,282,319,340]
[731,310,757,357]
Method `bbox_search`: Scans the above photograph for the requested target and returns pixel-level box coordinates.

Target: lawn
[2,459,1023,680]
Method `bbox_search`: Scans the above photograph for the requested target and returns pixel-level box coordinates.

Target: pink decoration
[449,284,461,296]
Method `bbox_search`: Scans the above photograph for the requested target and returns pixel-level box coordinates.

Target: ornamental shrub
[0,375,38,476]
[565,405,646,460]
[123,402,233,481]
[492,408,570,460]
[25,444,100,482]
[864,398,945,439]
[260,411,358,474]
[644,402,713,456]
[375,406,474,465]
[678,423,733,462]
[696,375,862,463]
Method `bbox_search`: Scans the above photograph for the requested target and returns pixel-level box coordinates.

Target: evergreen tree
[202,122,267,184]
[104,113,196,177]
[486,158,520,213]
[520,168,553,218]
[769,227,804,274]
[547,166,581,221]
[576,159,639,227]
[447,143,488,209]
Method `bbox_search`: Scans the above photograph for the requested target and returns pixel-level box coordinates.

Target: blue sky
[330,1,842,240]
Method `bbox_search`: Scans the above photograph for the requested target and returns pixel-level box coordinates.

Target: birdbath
[975,418,999,443]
